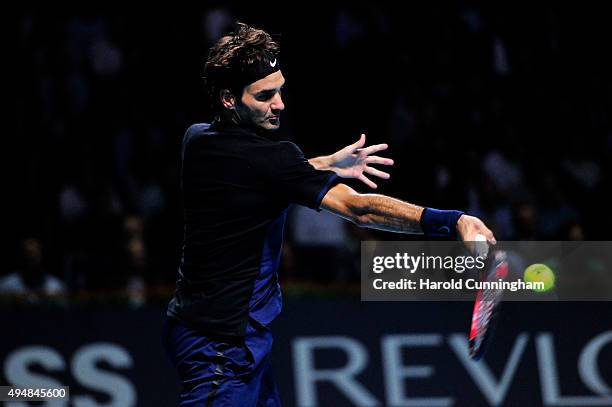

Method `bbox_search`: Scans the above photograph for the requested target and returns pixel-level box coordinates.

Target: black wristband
[420,208,464,239]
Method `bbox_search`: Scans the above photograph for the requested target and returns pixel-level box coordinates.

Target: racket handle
[474,233,489,258]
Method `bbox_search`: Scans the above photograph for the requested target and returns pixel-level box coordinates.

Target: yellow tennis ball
[523,263,555,292]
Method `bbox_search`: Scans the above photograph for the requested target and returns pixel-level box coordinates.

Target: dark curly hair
[204,22,280,110]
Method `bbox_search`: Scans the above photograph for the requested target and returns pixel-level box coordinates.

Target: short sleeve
[264,141,339,210]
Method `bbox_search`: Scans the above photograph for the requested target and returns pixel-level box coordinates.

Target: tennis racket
[468,240,509,360]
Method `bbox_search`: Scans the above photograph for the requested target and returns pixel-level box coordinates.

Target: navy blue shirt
[167,121,339,336]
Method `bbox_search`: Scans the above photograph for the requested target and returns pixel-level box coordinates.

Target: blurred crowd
[7,5,610,303]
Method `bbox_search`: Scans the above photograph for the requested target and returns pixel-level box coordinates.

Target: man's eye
[257,94,272,101]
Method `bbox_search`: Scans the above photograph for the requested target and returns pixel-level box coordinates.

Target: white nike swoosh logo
[270,59,277,67]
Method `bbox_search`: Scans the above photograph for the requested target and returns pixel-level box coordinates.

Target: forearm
[354,194,424,233]
[322,184,465,238]
[322,184,493,242]
[308,155,332,171]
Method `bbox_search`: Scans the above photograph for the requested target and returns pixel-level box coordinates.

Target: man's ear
[220,89,236,110]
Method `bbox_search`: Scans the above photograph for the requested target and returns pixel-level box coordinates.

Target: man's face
[235,70,285,131]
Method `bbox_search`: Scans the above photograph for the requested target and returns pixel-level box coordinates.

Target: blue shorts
[163,317,281,407]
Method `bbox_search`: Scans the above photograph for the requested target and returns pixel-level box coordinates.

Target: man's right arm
[320,183,496,242]
[321,183,424,234]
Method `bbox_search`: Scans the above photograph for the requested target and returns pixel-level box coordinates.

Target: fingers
[364,166,390,179]
[473,227,496,245]
[476,229,496,245]
[351,134,366,150]
[359,143,388,156]
[358,174,377,189]
[458,216,497,245]
[365,156,394,166]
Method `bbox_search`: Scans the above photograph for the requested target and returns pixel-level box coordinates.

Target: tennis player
[164,22,496,406]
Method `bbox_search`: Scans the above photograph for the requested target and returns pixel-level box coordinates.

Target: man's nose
[271,93,284,111]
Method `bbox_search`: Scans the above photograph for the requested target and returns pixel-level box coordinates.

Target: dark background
[7,5,611,295]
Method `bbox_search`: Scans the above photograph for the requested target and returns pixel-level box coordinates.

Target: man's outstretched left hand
[320,134,394,189]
